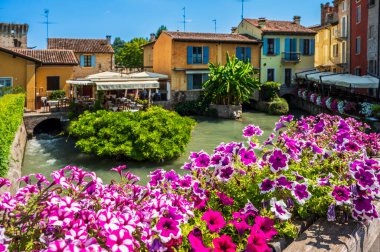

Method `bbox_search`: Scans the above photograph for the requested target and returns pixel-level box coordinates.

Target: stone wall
[209,104,242,119]
[0,122,27,195]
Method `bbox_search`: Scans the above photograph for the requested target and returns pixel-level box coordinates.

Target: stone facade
[368,0,379,76]
[72,52,114,78]
[0,23,28,48]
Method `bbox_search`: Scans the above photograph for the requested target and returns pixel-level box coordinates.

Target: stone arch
[33,118,62,135]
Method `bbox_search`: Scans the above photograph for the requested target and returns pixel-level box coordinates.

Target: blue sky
[0,0,324,49]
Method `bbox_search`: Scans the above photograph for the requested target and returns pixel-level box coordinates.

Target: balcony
[336,31,348,41]
[281,52,300,63]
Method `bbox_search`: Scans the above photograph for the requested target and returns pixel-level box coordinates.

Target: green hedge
[268,98,289,115]
[49,90,66,100]
[260,82,281,101]
[0,94,25,177]
[69,106,196,161]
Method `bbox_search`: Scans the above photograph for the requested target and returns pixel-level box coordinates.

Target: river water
[22,111,302,184]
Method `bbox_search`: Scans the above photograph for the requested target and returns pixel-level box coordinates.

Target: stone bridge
[23,112,69,137]
[279,84,297,97]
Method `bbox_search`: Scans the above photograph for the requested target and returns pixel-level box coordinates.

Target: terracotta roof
[163,31,260,43]
[48,38,114,53]
[244,19,317,35]
[6,48,78,65]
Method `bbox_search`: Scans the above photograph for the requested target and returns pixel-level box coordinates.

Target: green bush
[49,90,66,100]
[69,106,196,161]
[0,94,25,177]
[261,82,281,101]
[373,104,380,118]
[0,86,24,96]
[268,98,289,115]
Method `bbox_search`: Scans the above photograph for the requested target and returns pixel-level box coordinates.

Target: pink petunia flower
[201,209,226,233]
[270,198,291,220]
[252,216,277,240]
[212,234,236,252]
[105,229,134,252]
[153,217,182,243]
[268,149,289,173]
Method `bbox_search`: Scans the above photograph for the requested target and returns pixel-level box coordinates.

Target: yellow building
[236,17,316,85]
[143,31,261,99]
[0,47,77,110]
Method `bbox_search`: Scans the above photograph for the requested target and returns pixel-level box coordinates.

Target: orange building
[0,47,77,110]
[143,31,261,100]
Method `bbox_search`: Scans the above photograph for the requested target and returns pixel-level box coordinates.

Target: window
[267,69,275,82]
[369,60,377,74]
[355,37,361,54]
[284,69,292,86]
[84,55,92,67]
[356,5,361,23]
[0,77,12,87]
[342,42,346,63]
[369,0,376,7]
[187,46,209,64]
[236,47,251,62]
[355,67,361,76]
[341,16,347,37]
[300,39,315,55]
[342,0,346,11]
[267,39,275,55]
[333,44,339,57]
[369,25,375,39]
[47,76,60,91]
[187,73,209,90]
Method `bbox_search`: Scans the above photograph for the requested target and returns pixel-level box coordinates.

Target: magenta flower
[352,168,376,190]
[243,125,263,138]
[47,239,68,251]
[154,217,181,243]
[259,178,275,194]
[65,228,88,242]
[291,183,311,205]
[268,149,289,173]
[270,198,291,220]
[216,191,234,206]
[331,185,351,205]
[215,166,234,181]
[239,148,257,166]
[246,231,271,252]
[313,119,325,134]
[188,227,210,252]
[327,203,336,221]
[0,178,11,189]
[344,141,360,152]
[105,229,134,252]
[275,176,293,189]
[253,216,277,239]
[194,153,211,168]
[201,209,226,233]
[212,235,236,252]
[353,197,373,214]
[231,211,250,235]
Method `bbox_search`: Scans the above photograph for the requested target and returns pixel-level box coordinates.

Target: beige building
[143,31,261,100]
[0,23,28,48]
[48,37,115,79]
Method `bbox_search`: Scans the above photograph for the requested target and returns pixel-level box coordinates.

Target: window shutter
[236,47,243,60]
[285,38,291,52]
[91,55,96,67]
[80,55,84,67]
[300,39,304,54]
[263,38,268,56]
[292,38,297,52]
[187,74,193,90]
[310,39,315,55]
[246,47,251,62]
[187,46,193,64]
[275,38,280,55]
[203,46,209,64]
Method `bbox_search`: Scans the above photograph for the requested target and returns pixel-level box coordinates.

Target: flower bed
[0,114,379,251]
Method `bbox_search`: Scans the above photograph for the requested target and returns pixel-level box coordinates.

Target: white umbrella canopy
[306,72,334,83]
[295,70,319,80]
[320,74,346,85]
[334,74,379,88]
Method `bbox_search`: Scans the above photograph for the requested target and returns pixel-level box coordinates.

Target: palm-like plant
[203,53,260,105]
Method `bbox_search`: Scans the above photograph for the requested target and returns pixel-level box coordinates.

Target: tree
[155,25,167,39]
[115,37,149,69]
[203,53,261,105]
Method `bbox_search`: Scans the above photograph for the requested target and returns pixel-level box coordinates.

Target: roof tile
[163,31,260,43]
[244,19,317,34]
[7,48,78,65]
[48,38,114,53]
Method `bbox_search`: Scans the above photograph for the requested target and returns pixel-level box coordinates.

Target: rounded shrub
[69,106,196,161]
[260,82,281,101]
[268,98,289,115]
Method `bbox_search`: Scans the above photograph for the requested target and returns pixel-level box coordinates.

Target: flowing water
[22,110,304,184]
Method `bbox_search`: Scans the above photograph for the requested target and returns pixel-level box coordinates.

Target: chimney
[149,33,156,42]
[293,16,301,25]
[106,35,111,45]
[231,27,237,34]
[258,17,266,28]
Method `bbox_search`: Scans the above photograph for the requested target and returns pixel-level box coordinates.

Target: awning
[295,70,319,79]
[66,80,94,85]
[185,70,210,74]
[96,80,159,90]
[320,74,380,88]
[306,72,334,82]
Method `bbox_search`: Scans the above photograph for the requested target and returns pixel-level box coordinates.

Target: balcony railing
[336,31,348,40]
[281,52,300,63]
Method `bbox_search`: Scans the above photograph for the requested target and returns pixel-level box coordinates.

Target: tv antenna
[240,0,251,20]
[181,7,192,31]
[41,9,56,44]
[212,19,217,33]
